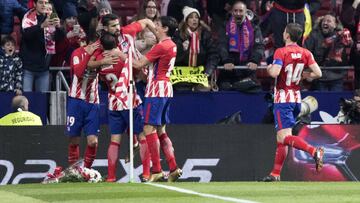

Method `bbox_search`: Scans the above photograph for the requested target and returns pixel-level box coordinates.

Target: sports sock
[270,142,288,177]
[283,135,316,156]
[84,144,98,168]
[139,139,151,177]
[146,132,162,173]
[159,133,177,171]
[68,144,79,166]
[107,142,120,180]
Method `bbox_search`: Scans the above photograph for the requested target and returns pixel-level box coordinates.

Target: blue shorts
[108,106,144,135]
[66,97,100,137]
[143,97,171,126]
[273,103,301,131]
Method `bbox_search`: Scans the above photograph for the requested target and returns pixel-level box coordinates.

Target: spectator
[341,0,360,89]
[133,0,159,55]
[207,0,232,39]
[95,0,112,34]
[0,95,42,126]
[0,35,23,94]
[218,1,264,91]
[20,0,61,92]
[173,6,219,91]
[304,14,353,91]
[0,0,28,39]
[77,0,103,41]
[51,2,86,67]
[269,0,320,49]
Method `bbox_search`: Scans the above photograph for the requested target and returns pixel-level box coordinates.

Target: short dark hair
[159,16,178,37]
[1,35,16,47]
[100,32,117,50]
[102,13,119,26]
[285,23,303,43]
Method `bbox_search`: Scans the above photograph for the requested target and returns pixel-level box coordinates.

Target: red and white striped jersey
[144,38,176,98]
[69,47,99,104]
[97,51,142,111]
[272,44,316,103]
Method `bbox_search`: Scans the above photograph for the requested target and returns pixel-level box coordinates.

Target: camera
[339,98,357,114]
[339,98,360,124]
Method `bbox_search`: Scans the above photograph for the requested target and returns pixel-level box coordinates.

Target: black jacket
[20,14,61,72]
[304,28,349,81]
[218,17,264,65]
[173,28,220,75]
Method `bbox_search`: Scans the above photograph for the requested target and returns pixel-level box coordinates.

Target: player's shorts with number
[66,97,100,136]
[108,106,144,135]
[273,102,301,131]
[144,97,171,125]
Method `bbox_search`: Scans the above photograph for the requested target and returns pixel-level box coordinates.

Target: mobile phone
[50,12,58,19]
[73,24,80,34]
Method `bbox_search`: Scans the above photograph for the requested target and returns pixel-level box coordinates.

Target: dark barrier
[0,91,353,125]
[1,124,359,184]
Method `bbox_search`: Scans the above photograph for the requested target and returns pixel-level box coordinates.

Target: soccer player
[90,14,156,182]
[97,32,151,182]
[263,23,324,181]
[66,36,118,168]
[66,41,102,168]
[133,16,182,182]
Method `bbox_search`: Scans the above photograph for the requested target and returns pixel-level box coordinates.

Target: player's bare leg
[107,134,121,182]
[84,135,98,168]
[157,125,182,182]
[68,137,81,166]
[144,124,164,182]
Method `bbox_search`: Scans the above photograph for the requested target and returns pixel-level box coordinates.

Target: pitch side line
[146,183,259,203]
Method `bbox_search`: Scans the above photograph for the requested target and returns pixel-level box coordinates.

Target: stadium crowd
[0,0,359,93]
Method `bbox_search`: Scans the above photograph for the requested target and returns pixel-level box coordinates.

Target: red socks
[283,135,316,156]
[146,132,162,173]
[107,142,120,180]
[68,144,79,166]
[84,144,98,168]
[139,139,151,178]
[159,133,178,172]
[270,143,288,177]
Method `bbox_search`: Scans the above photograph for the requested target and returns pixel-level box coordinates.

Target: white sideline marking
[146,183,259,203]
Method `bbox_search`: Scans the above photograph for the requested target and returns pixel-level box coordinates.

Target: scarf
[187,28,200,67]
[22,9,56,54]
[226,16,254,62]
[324,29,353,63]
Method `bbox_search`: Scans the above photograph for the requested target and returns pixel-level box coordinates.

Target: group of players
[63,10,325,183]
[65,13,181,182]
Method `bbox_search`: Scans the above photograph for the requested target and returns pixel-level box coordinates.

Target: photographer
[338,89,360,124]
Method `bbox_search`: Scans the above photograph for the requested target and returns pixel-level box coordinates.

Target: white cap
[182,6,200,22]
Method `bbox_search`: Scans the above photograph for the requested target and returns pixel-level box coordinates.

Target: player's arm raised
[137,19,157,38]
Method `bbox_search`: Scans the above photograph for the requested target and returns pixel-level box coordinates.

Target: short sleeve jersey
[272,44,316,103]
[144,38,177,97]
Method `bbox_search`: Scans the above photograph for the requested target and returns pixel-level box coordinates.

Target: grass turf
[0,182,359,203]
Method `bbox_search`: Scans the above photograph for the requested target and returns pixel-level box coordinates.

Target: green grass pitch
[0,182,359,203]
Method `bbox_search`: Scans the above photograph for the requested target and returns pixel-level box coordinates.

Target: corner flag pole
[128,35,134,183]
